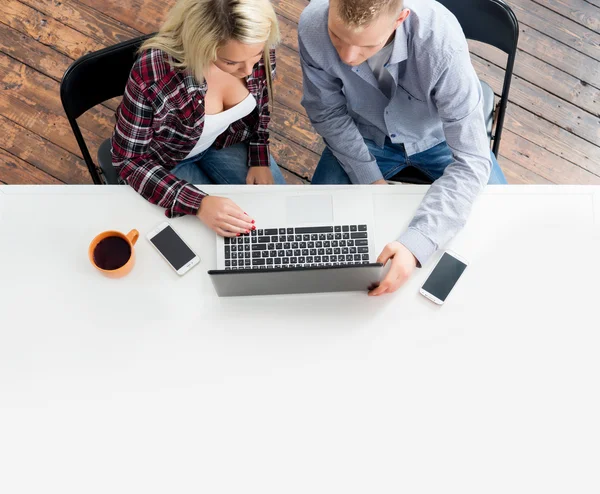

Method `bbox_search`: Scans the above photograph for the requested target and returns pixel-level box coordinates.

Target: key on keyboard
[223,225,370,270]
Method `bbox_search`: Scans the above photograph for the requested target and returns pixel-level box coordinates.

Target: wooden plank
[273,45,305,115]
[468,41,599,117]
[504,104,600,177]
[0,114,90,184]
[0,1,103,59]
[75,0,301,54]
[280,168,307,185]
[498,155,554,185]
[277,13,300,53]
[0,22,72,81]
[0,21,120,136]
[19,0,140,46]
[0,147,62,184]
[0,51,115,143]
[271,104,322,154]
[0,52,107,158]
[508,0,600,62]
[499,129,600,184]
[75,0,170,33]
[528,0,600,32]
[271,131,319,180]
[513,25,600,89]
[271,0,308,22]
[471,54,600,148]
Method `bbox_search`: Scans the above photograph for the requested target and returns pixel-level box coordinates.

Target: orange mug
[88,229,139,278]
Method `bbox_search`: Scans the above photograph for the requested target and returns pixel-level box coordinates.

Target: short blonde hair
[141,0,280,89]
[336,0,404,28]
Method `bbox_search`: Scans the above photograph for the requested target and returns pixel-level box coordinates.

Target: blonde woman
[111,0,285,237]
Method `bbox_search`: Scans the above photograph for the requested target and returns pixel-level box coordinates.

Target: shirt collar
[388,21,409,65]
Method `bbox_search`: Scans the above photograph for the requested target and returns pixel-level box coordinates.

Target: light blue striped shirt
[299,0,492,265]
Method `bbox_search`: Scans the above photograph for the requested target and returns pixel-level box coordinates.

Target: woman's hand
[196,196,254,237]
[247,166,274,184]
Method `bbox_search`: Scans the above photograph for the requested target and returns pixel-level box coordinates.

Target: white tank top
[185,93,257,159]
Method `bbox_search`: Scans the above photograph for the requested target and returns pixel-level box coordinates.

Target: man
[298,0,507,296]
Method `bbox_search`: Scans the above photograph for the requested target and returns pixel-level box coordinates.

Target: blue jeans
[312,139,507,185]
[171,142,286,184]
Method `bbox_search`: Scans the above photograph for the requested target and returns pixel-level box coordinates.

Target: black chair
[60,34,155,184]
[390,0,519,184]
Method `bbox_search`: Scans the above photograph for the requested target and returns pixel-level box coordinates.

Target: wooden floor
[0,0,598,186]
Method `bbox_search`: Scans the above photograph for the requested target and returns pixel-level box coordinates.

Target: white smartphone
[147,222,200,276]
[420,250,468,305]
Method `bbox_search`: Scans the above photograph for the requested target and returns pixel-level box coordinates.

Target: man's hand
[247,166,275,185]
[369,241,417,296]
[372,179,388,185]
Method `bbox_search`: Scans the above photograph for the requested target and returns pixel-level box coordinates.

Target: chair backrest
[60,34,155,183]
[436,0,519,156]
[437,0,518,55]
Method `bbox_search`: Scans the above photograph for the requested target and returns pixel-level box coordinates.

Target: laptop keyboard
[223,225,370,270]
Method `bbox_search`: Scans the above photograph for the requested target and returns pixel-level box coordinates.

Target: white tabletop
[1,184,599,493]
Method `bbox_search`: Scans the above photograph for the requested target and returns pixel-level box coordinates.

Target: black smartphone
[420,251,468,305]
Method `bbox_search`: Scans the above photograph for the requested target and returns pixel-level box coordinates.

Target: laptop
[208,189,384,297]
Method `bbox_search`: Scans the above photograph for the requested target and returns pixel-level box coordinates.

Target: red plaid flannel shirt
[111,48,275,217]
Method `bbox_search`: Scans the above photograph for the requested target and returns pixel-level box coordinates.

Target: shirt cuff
[397,227,437,267]
[347,161,384,184]
[248,142,270,167]
[167,183,206,218]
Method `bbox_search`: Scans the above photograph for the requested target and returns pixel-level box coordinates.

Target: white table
[1,184,599,493]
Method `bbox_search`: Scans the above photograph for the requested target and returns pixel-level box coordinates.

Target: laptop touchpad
[286,194,333,225]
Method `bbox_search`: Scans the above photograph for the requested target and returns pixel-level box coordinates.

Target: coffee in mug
[93,236,131,270]
[89,229,139,278]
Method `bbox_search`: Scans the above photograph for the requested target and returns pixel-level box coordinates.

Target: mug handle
[126,229,140,246]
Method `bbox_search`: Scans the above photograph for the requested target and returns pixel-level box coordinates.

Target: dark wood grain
[271,0,309,22]
[271,104,323,154]
[513,24,600,89]
[0,114,90,183]
[499,155,554,185]
[0,0,104,59]
[20,0,140,45]
[468,41,599,117]
[528,0,599,32]
[0,147,62,184]
[271,132,320,180]
[471,55,600,148]
[508,0,600,62]
[500,129,600,184]
[277,13,300,52]
[75,0,172,33]
[0,22,72,81]
[279,168,307,185]
[504,104,600,177]
[273,45,305,114]
[0,52,106,156]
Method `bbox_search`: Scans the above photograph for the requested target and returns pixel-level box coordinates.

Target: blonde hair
[336,0,403,28]
[141,0,280,97]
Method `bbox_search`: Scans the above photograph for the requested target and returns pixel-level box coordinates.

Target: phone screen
[150,225,197,271]
[422,252,467,302]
